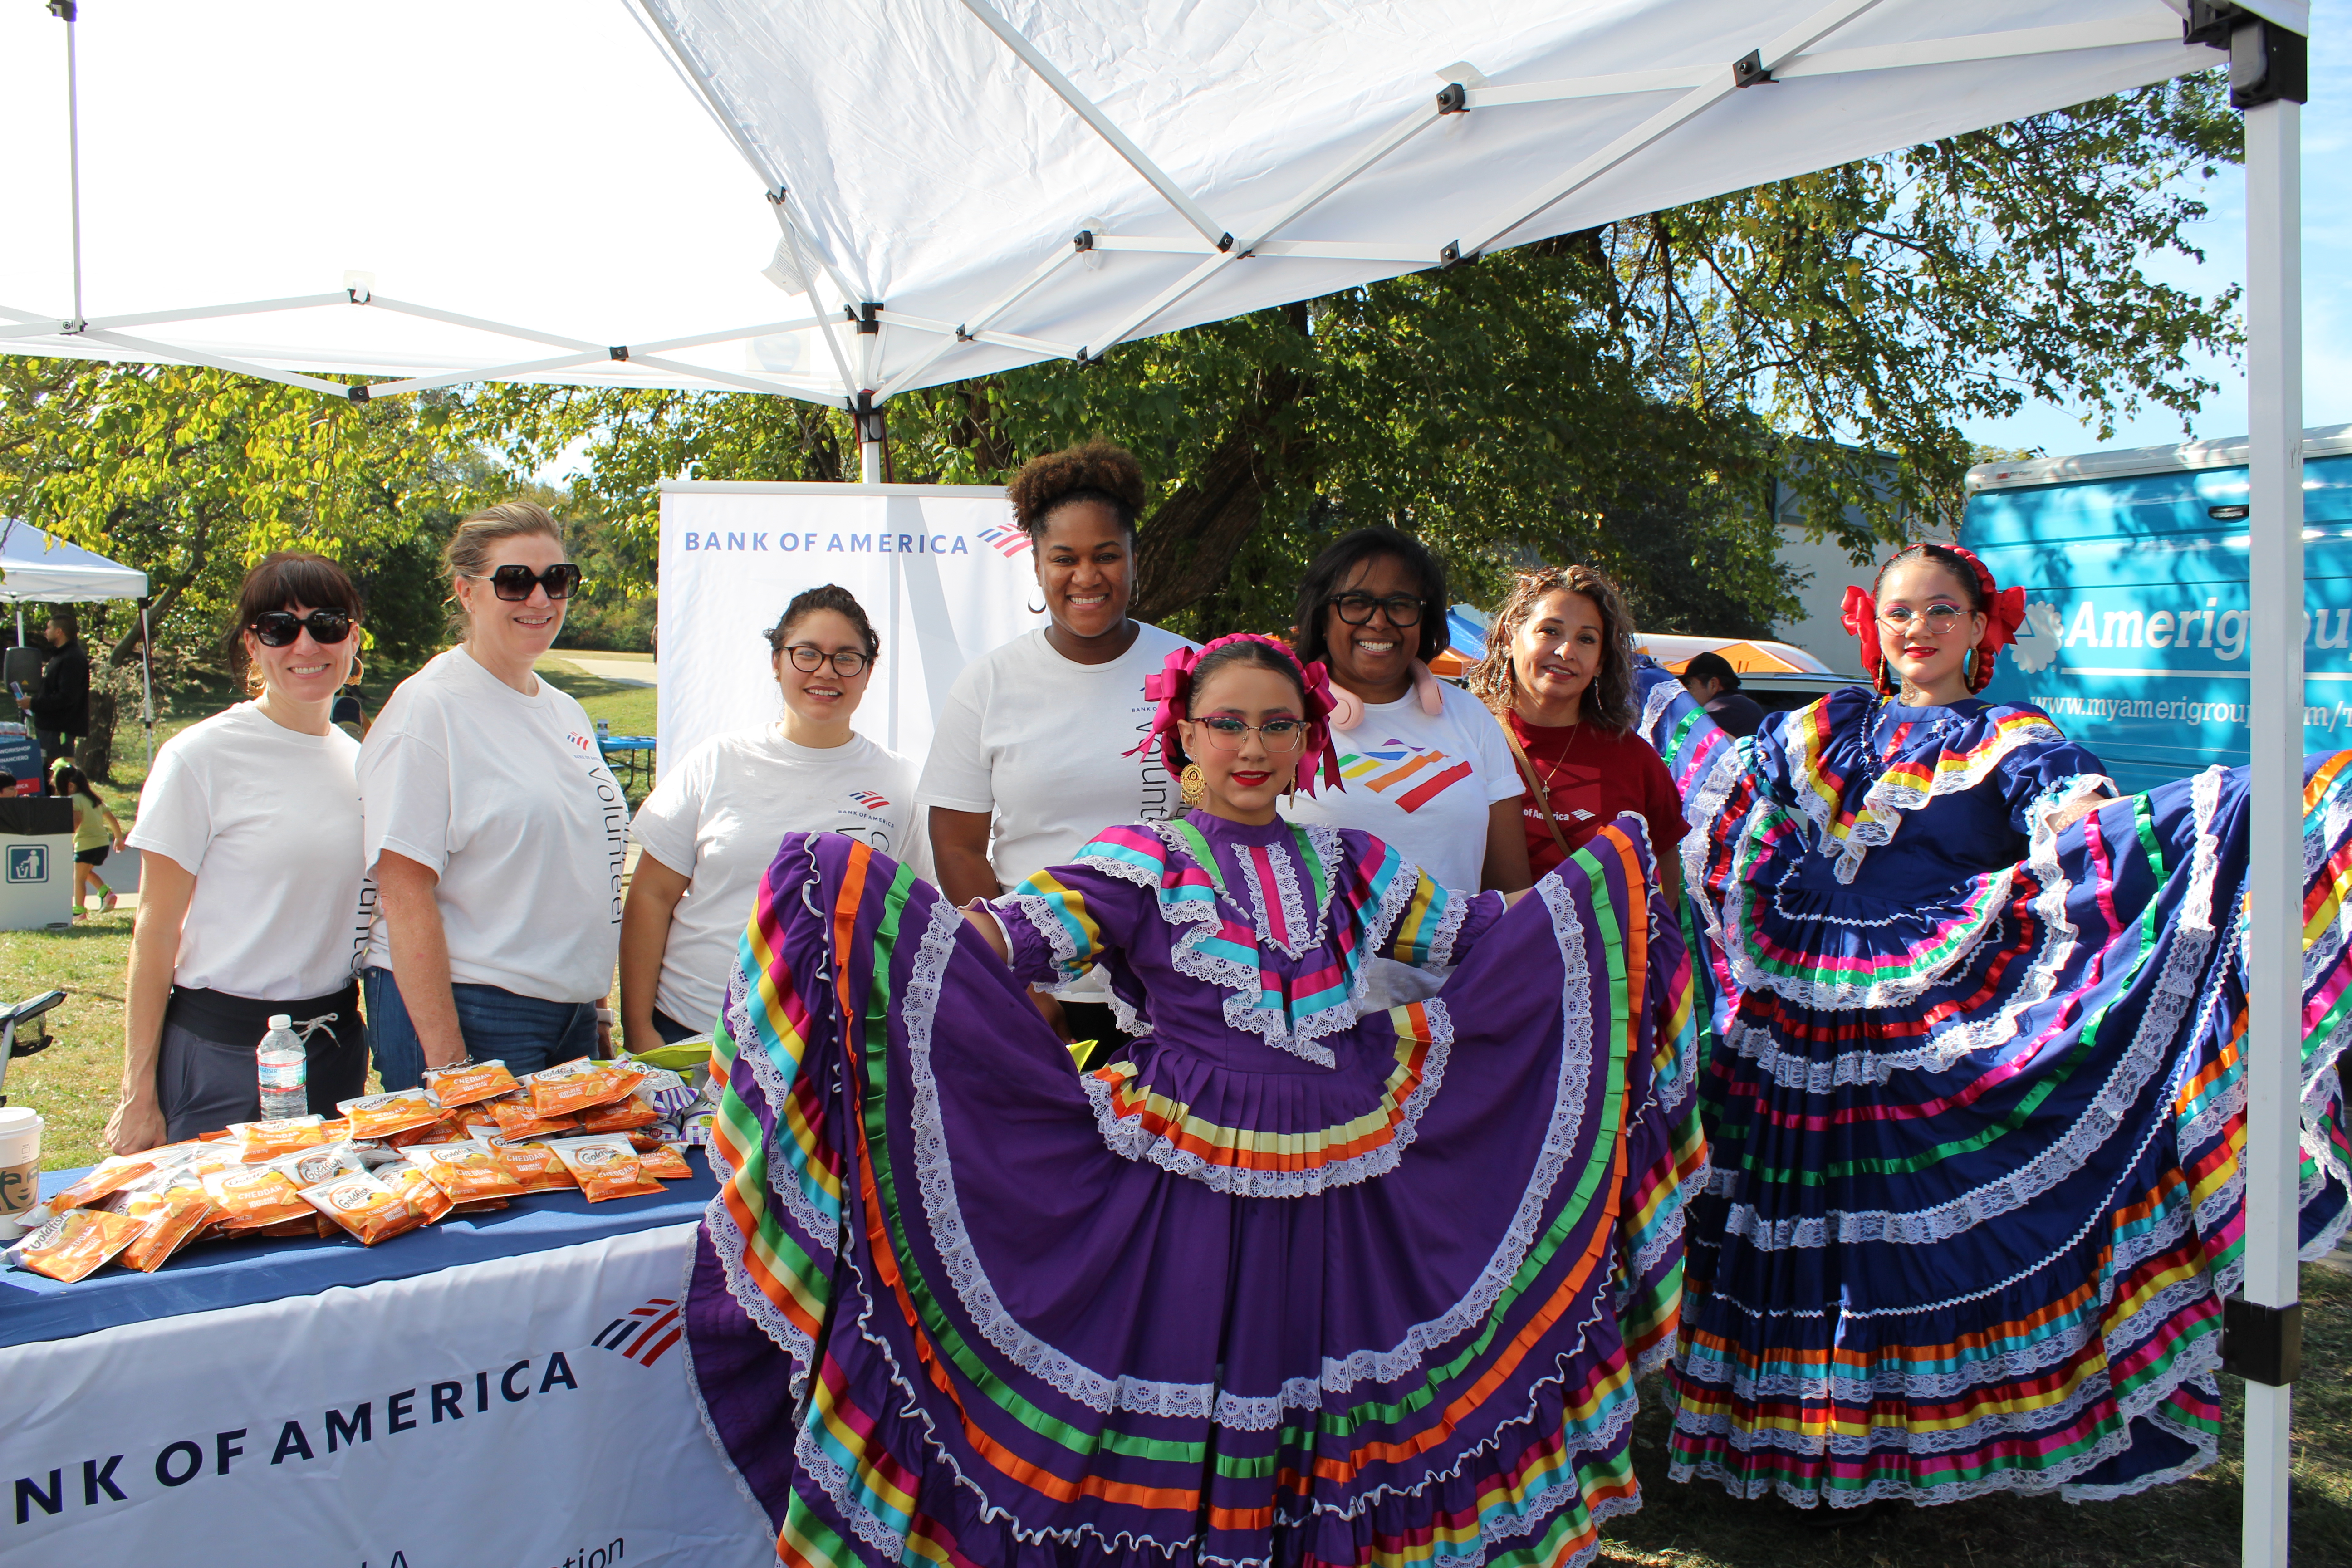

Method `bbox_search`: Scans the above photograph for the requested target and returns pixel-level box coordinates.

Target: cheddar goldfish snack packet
[406,1140,527,1202]
[546,1134,664,1202]
[634,1143,692,1181]
[315,1117,351,1141]
[201,1165,313,1230]
[268,1141,368,1191]
[449,1199,510,1215]
[523,1058,634,1117]
[488,1137,577,1192]
[301,1171,412,1245]
[335,1088,442,1141]
[386,1110,476,1150]
[420,1059,522,1109]
[113,1191,218,1272]
[49,1156,158,1212]
[481,1094,581,1140]
[8,1208,144,1281]
[577,1085,660,1134]
[380,1162,454,1226]
[226,1114,327,1161]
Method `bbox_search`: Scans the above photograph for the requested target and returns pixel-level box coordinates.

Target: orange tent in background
[1632,633,1834,677]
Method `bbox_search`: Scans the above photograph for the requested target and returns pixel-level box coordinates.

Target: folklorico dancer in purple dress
[1645,541,2352,1509]
[684,632,1707,1568]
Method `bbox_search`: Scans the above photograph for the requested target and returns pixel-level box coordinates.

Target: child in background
[53,763,125,915]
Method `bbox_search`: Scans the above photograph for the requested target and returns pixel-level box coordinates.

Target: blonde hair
[443,500,564,636]
[1467,564,1639,735]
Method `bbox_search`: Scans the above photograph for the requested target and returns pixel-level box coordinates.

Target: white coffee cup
[0,1107,43,1239]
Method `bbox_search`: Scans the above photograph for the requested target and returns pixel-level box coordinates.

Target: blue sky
[1961,2,2349,459]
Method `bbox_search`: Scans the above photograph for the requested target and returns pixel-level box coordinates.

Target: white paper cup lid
[0,1107,40,1136]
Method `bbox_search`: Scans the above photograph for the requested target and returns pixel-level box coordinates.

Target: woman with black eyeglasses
[358,500,626,1088]
[618,584,921,1053]
[105,554,375,1150]
[1283,528,1531,903]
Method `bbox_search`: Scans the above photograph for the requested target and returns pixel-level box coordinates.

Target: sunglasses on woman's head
[469,564,583,601]
[250,609,353,647]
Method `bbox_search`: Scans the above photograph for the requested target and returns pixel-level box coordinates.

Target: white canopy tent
[0,519,155,767]
[0,1,2315,1557]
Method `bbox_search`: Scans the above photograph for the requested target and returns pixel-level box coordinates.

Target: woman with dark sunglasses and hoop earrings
[358,500,626,1089]
[619,583,923,1057]
[105,553,375,1150]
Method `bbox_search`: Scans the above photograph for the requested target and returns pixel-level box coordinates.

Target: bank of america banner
[0,1226,772,1565]
[656,482,1044,785]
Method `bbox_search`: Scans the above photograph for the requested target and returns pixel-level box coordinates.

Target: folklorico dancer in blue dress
[684,632,1707,1568]
[1638,540,2352,1509]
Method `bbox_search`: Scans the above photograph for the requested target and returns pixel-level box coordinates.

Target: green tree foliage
[476,77,2240,644]
[0,358,486,775]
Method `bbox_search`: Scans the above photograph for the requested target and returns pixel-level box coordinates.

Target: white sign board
[655,483,1044,782]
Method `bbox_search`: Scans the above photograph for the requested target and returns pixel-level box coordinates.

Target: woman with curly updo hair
[1470,564,1685,891]
[917,441,1195,1052]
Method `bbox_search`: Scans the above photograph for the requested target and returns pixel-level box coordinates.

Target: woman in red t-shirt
[1467,565,1687,895]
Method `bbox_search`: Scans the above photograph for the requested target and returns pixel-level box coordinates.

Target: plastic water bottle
[257,1015,308,1119]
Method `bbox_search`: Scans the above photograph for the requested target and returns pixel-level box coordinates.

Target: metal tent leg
[139,604,155,769]
[2240,87,2302,1568]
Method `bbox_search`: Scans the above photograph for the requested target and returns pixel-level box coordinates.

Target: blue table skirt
[0,1153,718,1348]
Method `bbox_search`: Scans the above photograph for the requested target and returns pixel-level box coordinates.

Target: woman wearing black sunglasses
[105,553,374,1151]
[357,500,626,1088]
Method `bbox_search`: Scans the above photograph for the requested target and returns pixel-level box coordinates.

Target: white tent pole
[138,604,154,770]
[2241,69,2303,1568]
[52,0,86,329]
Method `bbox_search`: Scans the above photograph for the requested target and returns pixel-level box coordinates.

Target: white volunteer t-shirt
[631,725,923,1031]
[358,647,627,1003]
[916,623,1195,889]
[125,703,370,999]
[1284,680,1520,894]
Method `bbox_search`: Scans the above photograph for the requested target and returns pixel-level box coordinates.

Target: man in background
[17,610,90,776]
[1681,650,1766,739]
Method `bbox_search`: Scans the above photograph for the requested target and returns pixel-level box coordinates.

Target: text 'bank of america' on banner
[655,484,1047,788]
[0,1225,772,1566]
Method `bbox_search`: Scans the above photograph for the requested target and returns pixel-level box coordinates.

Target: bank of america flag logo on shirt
[977,523,1031,557]
[851,789,892,810]
[1336,742,1475,813]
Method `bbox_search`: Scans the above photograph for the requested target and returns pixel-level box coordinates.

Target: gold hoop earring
[1180,763,1206,808]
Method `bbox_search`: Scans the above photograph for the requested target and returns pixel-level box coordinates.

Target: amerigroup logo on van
[2004,596,2352,671]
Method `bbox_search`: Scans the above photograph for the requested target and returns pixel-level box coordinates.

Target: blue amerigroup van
[1961,423,2352,796]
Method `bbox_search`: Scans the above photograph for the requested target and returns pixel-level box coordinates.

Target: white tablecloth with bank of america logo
[0,1220,771,1565]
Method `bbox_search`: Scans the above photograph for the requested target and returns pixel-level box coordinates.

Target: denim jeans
[649,1008,704,1045]
[362,967,598,1090]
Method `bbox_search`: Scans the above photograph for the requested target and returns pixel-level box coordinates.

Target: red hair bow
[1124,634,1344,796]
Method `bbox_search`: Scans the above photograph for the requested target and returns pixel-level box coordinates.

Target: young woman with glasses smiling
[683,630,1705,1567]
[619,584,921,1054]
[358,500,626,1088]
[105,553,375,1149]
[1655,540,2352,1509]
